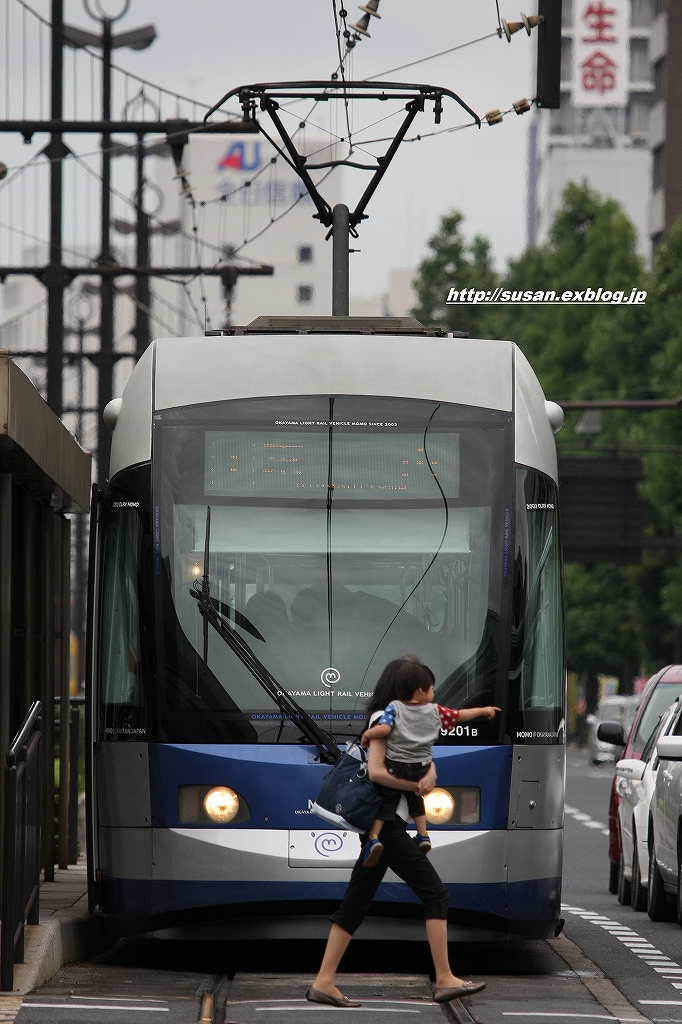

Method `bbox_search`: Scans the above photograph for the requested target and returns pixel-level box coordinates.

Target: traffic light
[536,0,563,108]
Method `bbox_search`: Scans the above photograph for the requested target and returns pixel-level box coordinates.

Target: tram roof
[108,325,558,484]
[0,353,91,513]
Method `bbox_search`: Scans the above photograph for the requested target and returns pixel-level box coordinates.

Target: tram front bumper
[98,824,561,938]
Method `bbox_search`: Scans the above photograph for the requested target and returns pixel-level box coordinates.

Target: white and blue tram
[87,315,565,941]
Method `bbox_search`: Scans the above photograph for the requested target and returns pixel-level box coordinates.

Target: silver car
[649,708,682,923]
[614,701,680,910]
[589,695,640,765]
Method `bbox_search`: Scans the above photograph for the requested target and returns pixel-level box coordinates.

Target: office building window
[653,145,665,191]
[549,98,574,136]
[631,0,652,28]
[627,94,650,137]
[630,39,651,82]
[297,245,314,263]
[653,58,666,104]
[297,285,314,303]
[561,38,572,82]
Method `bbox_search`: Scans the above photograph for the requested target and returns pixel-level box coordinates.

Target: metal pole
[68,704,79,864]
[46,0,64,416]
[0,474,12,911]
[331,204,349,317]
[41,510,55,883]
[98,17,114,482]
[58,517,70,870]
[134,134,150,358]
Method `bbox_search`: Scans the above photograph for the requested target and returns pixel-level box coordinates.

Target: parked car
[603,665,682,894]
[648,711,682,923]
[589,695,640,765]
[614,700,681,909]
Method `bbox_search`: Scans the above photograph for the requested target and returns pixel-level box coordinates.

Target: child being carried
[360,659,499,868]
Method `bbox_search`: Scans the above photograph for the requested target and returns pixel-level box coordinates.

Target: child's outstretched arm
[458,706,501,722]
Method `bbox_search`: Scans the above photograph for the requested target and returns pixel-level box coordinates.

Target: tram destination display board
[205,430,460,499]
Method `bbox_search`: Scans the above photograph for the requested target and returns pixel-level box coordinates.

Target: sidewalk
[4,861,102,995]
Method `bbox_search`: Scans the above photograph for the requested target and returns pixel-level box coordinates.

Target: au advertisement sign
[572,0,630,108]
[215,137,312,208]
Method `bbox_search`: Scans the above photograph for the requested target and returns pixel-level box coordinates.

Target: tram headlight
[422,787,480,826]
[203,786,240,823]
[424,788,456,825]
[178,785,250,824]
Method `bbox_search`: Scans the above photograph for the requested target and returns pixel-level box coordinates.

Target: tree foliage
[411,182,682,682]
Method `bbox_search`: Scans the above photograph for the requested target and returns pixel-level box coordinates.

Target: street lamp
[62,0,157,480]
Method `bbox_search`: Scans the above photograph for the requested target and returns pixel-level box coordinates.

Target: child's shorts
[375,758,432,822]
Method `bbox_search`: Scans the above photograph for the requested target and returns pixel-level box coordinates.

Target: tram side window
[99,508,148,739]
[511,469,565,744]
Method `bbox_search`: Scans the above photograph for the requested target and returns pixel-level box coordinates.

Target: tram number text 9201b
[440,725,478,737]
[526,502,554,510]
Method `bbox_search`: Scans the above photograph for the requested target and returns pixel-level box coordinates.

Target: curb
[548,933,651,1023]
[8,908,111,996]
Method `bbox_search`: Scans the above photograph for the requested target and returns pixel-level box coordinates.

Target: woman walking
[307,656,486,1008]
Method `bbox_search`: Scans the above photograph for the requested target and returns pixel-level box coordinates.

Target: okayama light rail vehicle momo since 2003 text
[87,314,566,942]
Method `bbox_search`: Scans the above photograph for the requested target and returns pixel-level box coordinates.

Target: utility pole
[98,14,115,478]
[133,134,150,357]
[331,204,350,316]
[205,82,480,318]
[45,0,65,415]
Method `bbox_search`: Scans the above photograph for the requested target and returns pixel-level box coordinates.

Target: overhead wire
[331,0,353,150]
[12,0,232,119]
[364,32,500,81]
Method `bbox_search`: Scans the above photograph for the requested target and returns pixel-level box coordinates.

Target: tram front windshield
[144,396,511,745]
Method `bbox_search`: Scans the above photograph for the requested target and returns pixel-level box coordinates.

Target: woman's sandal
[433,980,486,1002]
[306,986,362,1007]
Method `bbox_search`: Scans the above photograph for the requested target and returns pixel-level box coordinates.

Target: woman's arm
[366,738,437,793]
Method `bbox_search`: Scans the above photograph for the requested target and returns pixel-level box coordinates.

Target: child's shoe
[362,837,384,868]
[414,833,432,854]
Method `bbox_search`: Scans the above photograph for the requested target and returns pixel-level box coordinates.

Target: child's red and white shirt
[437,705,460,730]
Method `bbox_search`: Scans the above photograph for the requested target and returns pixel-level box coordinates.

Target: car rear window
[632,682,682,754]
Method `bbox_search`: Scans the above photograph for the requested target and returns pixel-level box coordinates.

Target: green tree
[411,210,502,339]
[498,182,651,406]
[411,184,674,686]
[564,563,640,675]
[636,218,682,642]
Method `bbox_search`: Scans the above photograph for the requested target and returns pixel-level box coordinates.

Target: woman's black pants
[329,819,450,936]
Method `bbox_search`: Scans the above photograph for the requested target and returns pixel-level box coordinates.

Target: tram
[87,314,566,941]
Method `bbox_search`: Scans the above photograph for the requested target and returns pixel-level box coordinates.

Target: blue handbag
[311,744,382,833]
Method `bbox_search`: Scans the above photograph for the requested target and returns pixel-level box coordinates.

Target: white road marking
[564,806,610,836]
[563,904,682,996]
[22,1005,169,1011]
[502,1015,641,1020]
[228,999,431,1006]
[255,1009,421,1014]
[640,1003,682,1006]
[70,996,168,1003]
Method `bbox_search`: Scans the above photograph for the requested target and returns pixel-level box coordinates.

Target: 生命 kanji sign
[572,0,630,108]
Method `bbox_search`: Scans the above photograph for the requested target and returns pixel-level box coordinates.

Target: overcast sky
[6,0,538,298]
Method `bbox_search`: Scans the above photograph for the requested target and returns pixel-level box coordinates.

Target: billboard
[572,1,630,108]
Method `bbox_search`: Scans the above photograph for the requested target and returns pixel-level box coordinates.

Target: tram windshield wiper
[193,506,341,765]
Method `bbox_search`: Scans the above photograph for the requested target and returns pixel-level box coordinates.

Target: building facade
[149,134,342,331]
[649,0,682,244]
[530,0,654,260]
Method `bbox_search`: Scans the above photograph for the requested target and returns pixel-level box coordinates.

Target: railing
[54,695,85,868]
[68,697,84,866]
[1,701,42,992]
